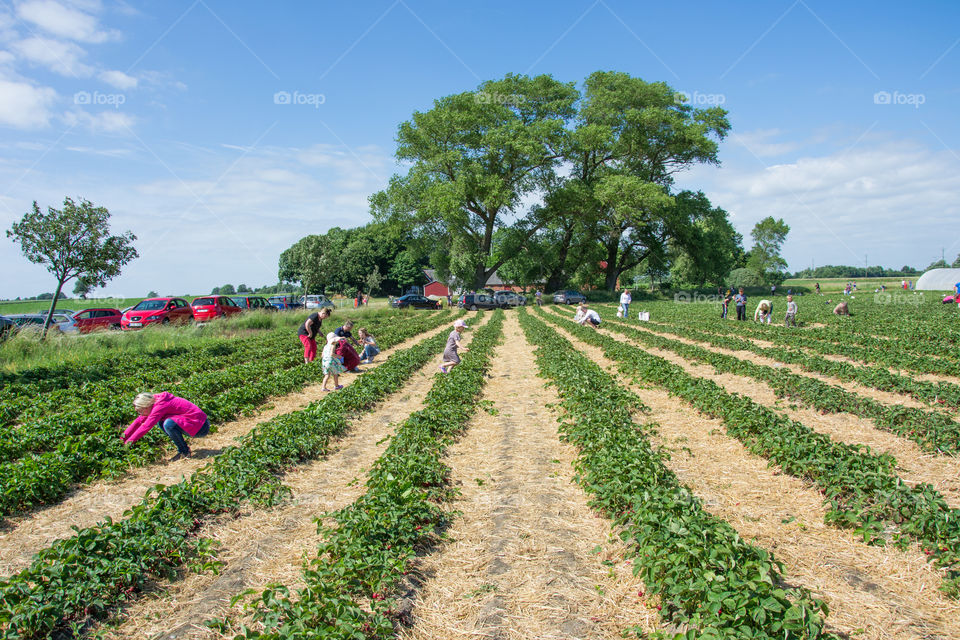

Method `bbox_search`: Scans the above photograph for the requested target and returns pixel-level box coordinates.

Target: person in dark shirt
[297,307,331,363]
[334,320,360,347]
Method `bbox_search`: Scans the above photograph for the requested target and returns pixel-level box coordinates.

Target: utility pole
[864,254,868,278]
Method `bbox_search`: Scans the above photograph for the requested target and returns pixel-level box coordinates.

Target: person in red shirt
[123,392,210,461]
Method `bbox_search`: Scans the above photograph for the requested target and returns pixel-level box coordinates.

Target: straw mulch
[0,321,453,579]
[611,323,960,509]
[549,320,960,640]
[399,314,662,640]
[96,336,479,638]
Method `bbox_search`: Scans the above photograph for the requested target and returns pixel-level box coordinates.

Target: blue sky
[1,0,958,298]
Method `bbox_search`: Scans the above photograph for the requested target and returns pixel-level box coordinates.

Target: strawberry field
[1,297,959,640]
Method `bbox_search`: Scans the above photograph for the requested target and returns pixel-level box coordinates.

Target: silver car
[7,313,78,334]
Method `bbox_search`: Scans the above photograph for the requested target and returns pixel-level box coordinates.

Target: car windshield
[133,300,167,311]
[231,297,245,306]
[192,297,215,306]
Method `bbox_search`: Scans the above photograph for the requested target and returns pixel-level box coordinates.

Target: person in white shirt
[574,304,602,329]
[754,299,773,324]
[784,295,798,327]
[619,289,632,318]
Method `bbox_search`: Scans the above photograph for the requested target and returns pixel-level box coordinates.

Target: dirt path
[546,308,960,508]
[400,314,662,640]
[0,321,455,578]
[545,317,960,640]
[96,316,489,640]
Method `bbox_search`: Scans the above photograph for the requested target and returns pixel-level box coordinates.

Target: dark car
[553,290,586,305]
[458,293,501,311]
[391,294,441,310]
[72,308,122,333]
[231,296,277,311]
[0,315,16,340]
[267,295,303,310]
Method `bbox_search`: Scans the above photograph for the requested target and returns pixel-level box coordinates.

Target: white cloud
[11,36,92,76]
[63,108,134,132]
[0,77,56,127]
[687,142,960,268]
[99,69,136,89]
[16,0,118,44]
[730,128,802,158]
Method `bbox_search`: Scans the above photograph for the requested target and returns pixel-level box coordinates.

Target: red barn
[423,269,450,297]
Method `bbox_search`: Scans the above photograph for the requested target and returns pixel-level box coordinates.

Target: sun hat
[326,332,342,344]
[454,319,468,329]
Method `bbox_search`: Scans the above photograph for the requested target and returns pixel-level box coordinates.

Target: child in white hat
[440,319,470,374]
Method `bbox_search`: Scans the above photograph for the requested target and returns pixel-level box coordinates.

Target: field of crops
[0,295,958,640]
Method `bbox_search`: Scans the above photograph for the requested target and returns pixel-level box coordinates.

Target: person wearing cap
[573,303,601,329]
[440,319,470,374]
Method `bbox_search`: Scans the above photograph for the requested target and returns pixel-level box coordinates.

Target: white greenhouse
[915,268,960,291]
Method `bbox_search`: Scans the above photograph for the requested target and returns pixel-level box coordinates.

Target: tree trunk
[42,279,66,339]
[603,240,619,291]
[545,224,575,293]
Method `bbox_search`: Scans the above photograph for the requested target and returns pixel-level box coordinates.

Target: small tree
[237,283,251,293]
[73,276,95,299]
[211,286,221,295]
[147,290,159,298]
[746,217,790,284]
[220,284,236,295]
[365,265,383,296]
[7,197,137,336]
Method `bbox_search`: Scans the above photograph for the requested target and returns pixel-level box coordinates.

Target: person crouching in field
[123,392,210,461]
[357,327,379,364]
[754,299,773,324]
[784,295,798,327]
[440,319,470,374]
[574,303,602,329]
[297,307,332,363]
[834,301,850,316]
[322,333,347,391]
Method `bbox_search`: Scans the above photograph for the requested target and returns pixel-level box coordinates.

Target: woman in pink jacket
[123,392,210,461]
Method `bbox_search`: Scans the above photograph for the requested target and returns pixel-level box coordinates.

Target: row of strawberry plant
[208,310,505,639]
[639,303,960,379]
[552,306,960,455]
[0,328,302,429]
[588,303,960,411]
[536,308,960,597]
[520,310,837,639]
[0,312,458,640]
[0,311,453,520]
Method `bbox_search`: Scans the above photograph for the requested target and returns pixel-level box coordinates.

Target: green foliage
[388,250,424,292]
[219,284,236,295]
[726,267,763,288]
[746,216,790,285]
[147,290,158,298]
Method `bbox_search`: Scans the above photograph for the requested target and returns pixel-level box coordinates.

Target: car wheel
[470,304,478,311]
[162,317,170,325]
[110,323,120,330]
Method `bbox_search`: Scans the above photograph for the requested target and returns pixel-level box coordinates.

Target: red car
[191,295,242,322]
[121,298,193,330]
[72,308,122,333]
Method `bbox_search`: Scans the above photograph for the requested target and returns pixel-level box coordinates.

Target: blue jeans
[621,303,630,318]
[161,418,210,455]
[362,344,380,361]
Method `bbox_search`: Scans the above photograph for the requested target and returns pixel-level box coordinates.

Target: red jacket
[122,392,208,444]
[335,340,361,371]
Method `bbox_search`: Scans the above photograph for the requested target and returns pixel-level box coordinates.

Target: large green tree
[746,216,791,284]
[7,197,137,336]
[370,73,579,290]
[668,191,742,287]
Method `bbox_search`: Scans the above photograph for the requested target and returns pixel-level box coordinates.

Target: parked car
[0,315,14,340]
[231,295,277,311]
[516,293,527,306]
[121,297,193,330]
[191,295,242,322]
[391,294,441,310]
[553,290,586,305]
[267,295,303,310]
[493,290,520,307]
[300,294,335,309]
[457,293,501,311]
[72,308,122,333]
[6,313,77,334]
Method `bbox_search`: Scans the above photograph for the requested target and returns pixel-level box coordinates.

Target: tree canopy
[746,216,790,285]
